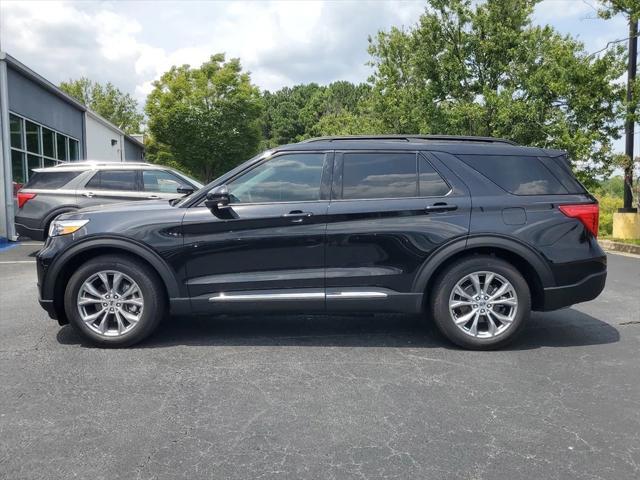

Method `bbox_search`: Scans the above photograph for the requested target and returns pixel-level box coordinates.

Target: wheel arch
[413,235,554,311]
[40,207,80,237]
[45,237,182,324]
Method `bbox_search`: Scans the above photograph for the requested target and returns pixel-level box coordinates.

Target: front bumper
[540,270,607,311]
[38,295,57,320]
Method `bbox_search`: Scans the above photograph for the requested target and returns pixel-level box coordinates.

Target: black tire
[430,255,530,350]
[64,254,166,347]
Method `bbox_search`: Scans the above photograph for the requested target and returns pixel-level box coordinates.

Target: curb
[599,239,640,255]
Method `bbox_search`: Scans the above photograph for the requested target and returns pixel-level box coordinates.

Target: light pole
[621,17,637,212]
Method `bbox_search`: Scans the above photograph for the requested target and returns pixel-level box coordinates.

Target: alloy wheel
[448,270,518,338]
[76,270,144,337]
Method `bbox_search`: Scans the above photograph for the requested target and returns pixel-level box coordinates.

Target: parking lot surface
[1,242,639,480]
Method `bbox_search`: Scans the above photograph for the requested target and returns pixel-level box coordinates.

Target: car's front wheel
[64,255,165,347]
[430,256,530,350]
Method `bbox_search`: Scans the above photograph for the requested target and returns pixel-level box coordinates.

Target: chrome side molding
[325,291,388,299]
[209,291,324,302]
[208,289,389,302]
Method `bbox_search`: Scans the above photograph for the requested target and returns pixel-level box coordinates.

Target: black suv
[35,135,606,349]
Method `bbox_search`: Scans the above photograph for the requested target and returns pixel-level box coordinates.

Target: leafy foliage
[261,82,372,147]
[365,0,627,184]
[60,78,143,133]
[145,54,263,182]
[141,0,632,187]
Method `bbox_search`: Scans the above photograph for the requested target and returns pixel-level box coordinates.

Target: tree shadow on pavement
[57,308,619,350]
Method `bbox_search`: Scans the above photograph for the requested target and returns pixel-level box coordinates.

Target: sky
[0,0,634,154]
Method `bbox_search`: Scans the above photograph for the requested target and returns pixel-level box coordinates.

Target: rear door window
[85,170,137,191]
[341,152,417,199]
[456,155,568,195]
[419,157,450,196]
[24,171,82,189]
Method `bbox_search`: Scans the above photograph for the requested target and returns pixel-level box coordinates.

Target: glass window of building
[25,121,41,154]
[42,128,55,158]
[10,114,23,149]
[56,133,67,160]
[9,112,81,183]
[12,150,25,185]
[69,139,79,161]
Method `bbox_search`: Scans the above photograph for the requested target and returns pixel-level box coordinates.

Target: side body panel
[324,151,471,312]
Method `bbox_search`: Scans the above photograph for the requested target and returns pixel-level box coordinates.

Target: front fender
[41,235,184,300]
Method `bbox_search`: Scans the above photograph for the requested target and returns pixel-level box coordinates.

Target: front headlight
[48,219,90,237]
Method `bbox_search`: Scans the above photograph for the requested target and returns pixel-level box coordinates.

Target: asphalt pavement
[0,242,639,480]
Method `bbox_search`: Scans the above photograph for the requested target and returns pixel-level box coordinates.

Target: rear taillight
[559,203,599,237]
[17,191,37,209]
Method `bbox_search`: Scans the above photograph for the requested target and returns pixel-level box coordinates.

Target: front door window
[227,153,325,204]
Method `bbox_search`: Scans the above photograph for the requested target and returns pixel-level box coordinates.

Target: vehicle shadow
[56,308,620,350]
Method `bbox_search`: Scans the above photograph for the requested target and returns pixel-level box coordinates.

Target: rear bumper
[15,220,45,241]
[540,270,607,311]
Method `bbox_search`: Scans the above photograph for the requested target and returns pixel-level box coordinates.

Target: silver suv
[15,161,202,240]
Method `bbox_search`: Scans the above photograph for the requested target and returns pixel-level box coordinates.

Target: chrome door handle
[83,191,95,198]
[282,211,313,217]
[282,211,313,223]
[147,195,160,199]
[425,203,457,212]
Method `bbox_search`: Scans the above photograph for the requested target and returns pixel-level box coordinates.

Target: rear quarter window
[456,155,568,195]
[24,171,81,189]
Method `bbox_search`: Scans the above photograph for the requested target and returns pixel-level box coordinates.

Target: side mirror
[205,185,233,218]
[176,185,194,195]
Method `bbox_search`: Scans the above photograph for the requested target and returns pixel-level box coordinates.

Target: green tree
[261,83,323,147]
[145,54,263,182]
[366,0,626,185]
[59,78,143,133]
[261,81,374,145]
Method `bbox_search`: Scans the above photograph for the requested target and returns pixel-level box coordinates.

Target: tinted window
[69,139,80,161]
[12,150,25,184]
[419,157,450,196]
[342,153,417,199]
[538,156,586,194]
[56,133,67,160]
[457,155,567,195]
[143,170,184,193]
[27,154,41,177]
[86,170,137,191]
[10,114,22,149]
[25,171,82,189]
[228,153,324,203]
[25,121,40,154]
[42,128,55,158]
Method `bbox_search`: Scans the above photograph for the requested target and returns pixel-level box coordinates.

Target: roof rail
[54,161,152,167]
[300,135,517,145]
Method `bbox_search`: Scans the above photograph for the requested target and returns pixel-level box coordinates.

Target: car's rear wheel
[430,255,530,350]
[64,255,165,347]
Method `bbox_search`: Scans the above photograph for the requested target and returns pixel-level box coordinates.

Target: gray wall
[7,67,84,145]
[123,137,144,161]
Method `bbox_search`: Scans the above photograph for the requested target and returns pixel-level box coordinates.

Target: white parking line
[0,260,36,264]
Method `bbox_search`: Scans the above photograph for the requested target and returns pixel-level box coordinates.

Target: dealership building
[0,52,144,241]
